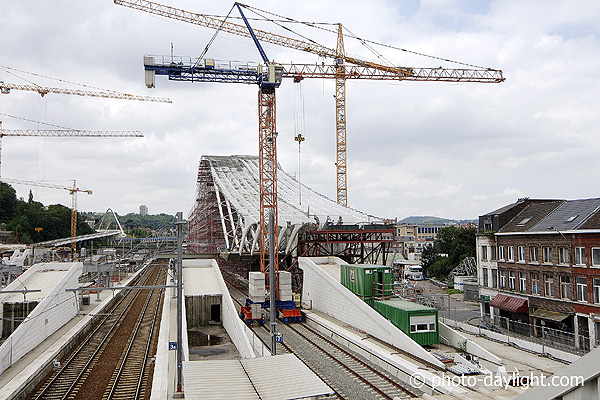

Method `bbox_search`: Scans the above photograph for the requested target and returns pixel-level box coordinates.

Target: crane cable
[194,4,236,69]
[0,112,73,130]
[0,66,124,94]
[236,4,492,70]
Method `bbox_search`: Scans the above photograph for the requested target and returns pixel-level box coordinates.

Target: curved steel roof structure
[188,155,383,256]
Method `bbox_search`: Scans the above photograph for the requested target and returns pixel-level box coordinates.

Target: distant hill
[398,216,476,225]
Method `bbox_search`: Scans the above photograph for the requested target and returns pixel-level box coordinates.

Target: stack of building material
[279,271,293,301]
[249,271,266,303]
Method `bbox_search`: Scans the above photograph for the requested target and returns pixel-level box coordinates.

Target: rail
[27,261,166,400]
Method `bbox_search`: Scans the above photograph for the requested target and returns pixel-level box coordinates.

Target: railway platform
[0,263,146,400]
[152,258,333,400]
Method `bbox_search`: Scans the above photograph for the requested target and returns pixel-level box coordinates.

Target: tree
[421,226,476,280]
[2,182,94,243]
[0,182,19,224]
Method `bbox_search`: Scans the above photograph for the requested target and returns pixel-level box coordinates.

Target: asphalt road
[404,279,481,323]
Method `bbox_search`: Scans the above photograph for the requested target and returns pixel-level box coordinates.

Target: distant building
[395,223,453,260]
[139,205,148,216]
[476,197,600,353]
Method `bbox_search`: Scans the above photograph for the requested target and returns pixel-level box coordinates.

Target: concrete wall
[441,316,580,363]
[299,256,443,368]
[0,262,82,375]
[438,321,503,373]
[185,259,256,359]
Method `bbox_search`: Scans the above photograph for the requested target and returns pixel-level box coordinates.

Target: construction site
[2,1,599,400]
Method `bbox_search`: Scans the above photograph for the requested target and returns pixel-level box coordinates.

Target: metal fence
[482,314,590,355]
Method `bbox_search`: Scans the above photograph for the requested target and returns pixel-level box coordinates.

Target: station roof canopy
[530,308,570,322]
[205,155,379,226]
[183,354,333,400]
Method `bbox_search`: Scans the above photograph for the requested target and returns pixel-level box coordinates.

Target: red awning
[489,294,528,313]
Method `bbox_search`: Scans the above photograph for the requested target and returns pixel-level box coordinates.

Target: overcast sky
[1,0,599,221]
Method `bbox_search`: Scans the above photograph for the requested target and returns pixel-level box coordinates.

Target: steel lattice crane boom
[3,178,92,259]
[114,0,504,205]
[0,79,172,103]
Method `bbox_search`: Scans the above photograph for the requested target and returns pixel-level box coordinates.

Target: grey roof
[480,200,525,217]
[530,198,600,232]
[499,201,564,233]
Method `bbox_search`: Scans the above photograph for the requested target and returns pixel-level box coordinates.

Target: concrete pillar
[588,316,597,348]
[574,314,580,349]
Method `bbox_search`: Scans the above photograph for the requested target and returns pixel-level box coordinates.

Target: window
[545,274,554,297]
[492,269,498,288]
[575,247,586,266]
[594,278,600,304]
[482,268,489,287]
[519,272,527,292]
[491,246,497,260]
[509,271,516,290]
[498,246,505,260]
[518,246,525,262]
[483,218,492,231]
[500,271,506,288]
[558,248,569,264]
[566,215,579,223]
[481,246,488,261]
[507,246,514,262]
[543,247,552,263]
[531,273,540,295]
[560,276,571,299]
[410,316,436,333]
[517,217,532,226]
[577,277,588,302]
[530,246,539,262]
[593,248,600,267]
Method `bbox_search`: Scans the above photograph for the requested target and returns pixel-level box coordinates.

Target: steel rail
[106,270,164,399]
[31,268,150,400]
[30,264,159,400]
[226,282,346,400]
[288,323,416,399]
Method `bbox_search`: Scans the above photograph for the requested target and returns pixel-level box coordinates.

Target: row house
[476,197,600,351]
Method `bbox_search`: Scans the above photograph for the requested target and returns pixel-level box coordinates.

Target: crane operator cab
[259,64,283,89]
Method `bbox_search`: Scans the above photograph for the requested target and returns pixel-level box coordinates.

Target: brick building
[477,197,600,351]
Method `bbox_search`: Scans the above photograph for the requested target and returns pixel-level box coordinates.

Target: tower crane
[114,0,503,276]
[3,178,92,260]
[114,0,504,206]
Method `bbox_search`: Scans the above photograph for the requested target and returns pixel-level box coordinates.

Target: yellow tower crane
[3,178,92,260]
[114,0,504,207]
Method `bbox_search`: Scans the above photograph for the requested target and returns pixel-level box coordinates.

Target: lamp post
[175,212,184,393]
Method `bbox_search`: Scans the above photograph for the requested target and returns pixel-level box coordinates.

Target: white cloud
[1,0,599,221]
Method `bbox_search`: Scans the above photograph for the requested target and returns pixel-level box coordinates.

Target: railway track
[286,322,416,400]
[26,259,167,400]
[226,282,416,400]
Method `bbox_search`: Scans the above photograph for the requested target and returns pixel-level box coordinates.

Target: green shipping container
[340,264,394,298]
[374,298,439,346]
